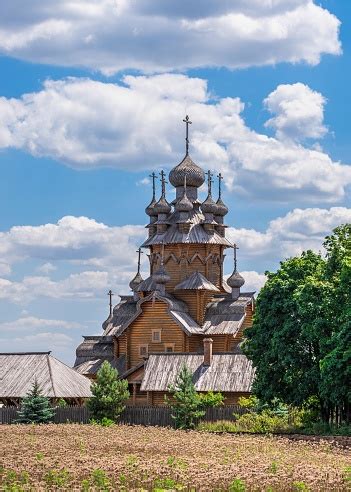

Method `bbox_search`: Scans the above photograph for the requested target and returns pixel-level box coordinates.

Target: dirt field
[1,424,350,491]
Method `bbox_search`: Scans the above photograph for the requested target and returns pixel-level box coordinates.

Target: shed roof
[0,352,92,399]
[141,353,255,393]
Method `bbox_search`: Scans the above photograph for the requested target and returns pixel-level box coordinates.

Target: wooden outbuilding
[74,117,255,405]
[0,352,91,406]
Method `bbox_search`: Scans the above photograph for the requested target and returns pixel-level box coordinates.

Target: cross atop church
[136,247,143,274]
[206,170,213,195]
[217,172,223,199]
[233,244,239,272]
[107,289,114,317]
[160,170,167,196]
[183,115,192,155]
[149,172,157,200]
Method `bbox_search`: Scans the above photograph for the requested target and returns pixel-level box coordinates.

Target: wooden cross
[107,289,114,317]
[233,244,239,271]
[136,247,143,274]
[206,170,213,195]
[159,170,167,196]
[183,115,192,155]
[217,172,223,199]
[149,172,156,200]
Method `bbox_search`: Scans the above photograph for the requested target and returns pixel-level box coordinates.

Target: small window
[152,329,162,343]
[139,344,148,357]
[164,343,175,353]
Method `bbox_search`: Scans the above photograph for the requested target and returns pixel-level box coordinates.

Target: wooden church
[74,117,255,405]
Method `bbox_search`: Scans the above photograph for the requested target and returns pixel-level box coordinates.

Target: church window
[152,329,162,343]
[164,343,175,353]
[139,344,148,357]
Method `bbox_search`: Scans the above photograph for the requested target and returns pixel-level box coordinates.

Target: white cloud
[0,1,340,74]
[0,76,350,202]
[264,83,327,141]
[37,262,56,274]
[241,271,267,293]
[0,332,73,352]
[0,316,83,333]
[227,206,351,265]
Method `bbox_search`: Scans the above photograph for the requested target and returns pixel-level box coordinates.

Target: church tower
[74,116,255,405]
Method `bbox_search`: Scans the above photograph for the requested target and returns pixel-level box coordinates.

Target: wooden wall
[125,299,186,369]
[150,244,225,291]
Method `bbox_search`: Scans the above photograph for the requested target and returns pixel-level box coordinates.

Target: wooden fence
[0,405,247,426]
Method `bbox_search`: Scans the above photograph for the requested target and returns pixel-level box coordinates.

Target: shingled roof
[0,352,91,399]
[141,353,255,393]
[175,271,220,291]
[203,293,255,335]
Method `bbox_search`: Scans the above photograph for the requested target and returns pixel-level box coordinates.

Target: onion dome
[154,170,171,215]
[154,196,171,215]
[215,197,228,217]
[169,155,205,188]
[152,264,171,285]
[175,176,193,213]
[129,271,144,291]
[227,270,245,289]
[145,197,157,217]
[201,170,219,215]
[201,194,218,214]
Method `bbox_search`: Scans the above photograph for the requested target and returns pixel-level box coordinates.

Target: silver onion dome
[152,264,171,285]
[145,197,157,217]
[169,155,205,188]
[201,194,218,214]
[227,270,245,289]
[215,197,228,217]
[154,196,171,215]
[129,271,144,291]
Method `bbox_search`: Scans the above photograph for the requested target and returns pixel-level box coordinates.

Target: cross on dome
[183,115,192,155]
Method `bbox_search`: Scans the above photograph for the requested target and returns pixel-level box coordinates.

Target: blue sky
[0,0,350,364]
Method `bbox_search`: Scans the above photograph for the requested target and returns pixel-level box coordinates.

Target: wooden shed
[0,352,92,406]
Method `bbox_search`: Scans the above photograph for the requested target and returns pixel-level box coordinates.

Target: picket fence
[0,405,247,426]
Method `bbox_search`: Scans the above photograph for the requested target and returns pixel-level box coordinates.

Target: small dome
[169,155,205,188]
[129,271,144,291]
[215,197,228,217]
[175,190,193,213]
[152,264,171,285]
[145,197,157,217]
[201,194,218,215]
[227,270,245,289]
[154,196,171,215]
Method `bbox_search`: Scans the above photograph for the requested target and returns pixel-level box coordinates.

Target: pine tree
[16,380,55,424]
[87,361,130,422]
[167,365,205,429]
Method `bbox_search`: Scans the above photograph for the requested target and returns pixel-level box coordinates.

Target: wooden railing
[0,405,247,426]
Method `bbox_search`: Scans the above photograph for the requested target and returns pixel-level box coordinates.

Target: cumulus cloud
[0,1,341,74]
[264,83,327,141]
[0,207,349,305]
[0,316,83,333]
[0,76,350,202]
[227,206,351,269]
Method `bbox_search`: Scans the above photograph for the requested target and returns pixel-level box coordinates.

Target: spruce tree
[167,365,205,429]
[16,380,55,424]
[87,361,130,422]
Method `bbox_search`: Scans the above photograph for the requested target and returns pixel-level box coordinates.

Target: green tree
[167,365,223,429]
[87,361,129,422]
[16,380,55,424]
[244,224,351,422]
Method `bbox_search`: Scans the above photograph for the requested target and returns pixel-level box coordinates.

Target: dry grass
[1,424,350,491]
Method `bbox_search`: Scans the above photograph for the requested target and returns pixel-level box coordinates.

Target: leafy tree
[16,380,55,424]
[167,365,223,429]
[87,361,129,422]
[244,224,351,422]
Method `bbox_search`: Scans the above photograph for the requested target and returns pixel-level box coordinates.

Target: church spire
[129,248,144,299]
